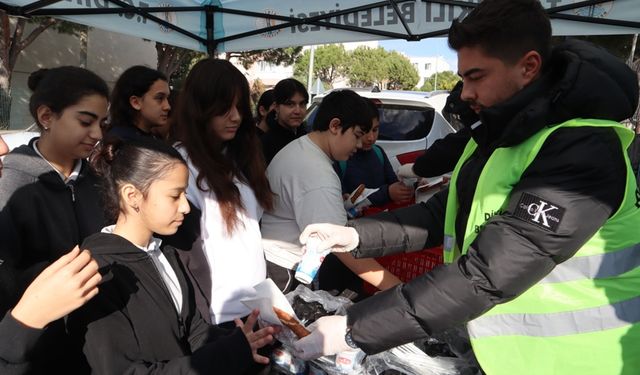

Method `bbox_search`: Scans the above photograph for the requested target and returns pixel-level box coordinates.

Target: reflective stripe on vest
[468,294,640,338]
[443,119,640,375]
[540,243,640,283]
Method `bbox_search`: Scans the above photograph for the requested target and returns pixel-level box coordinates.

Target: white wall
[409,56,451,88]
[9,26,157,130]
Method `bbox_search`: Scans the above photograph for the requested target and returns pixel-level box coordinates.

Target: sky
[379,37,458,72]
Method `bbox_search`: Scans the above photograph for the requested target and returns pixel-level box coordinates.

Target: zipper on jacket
[146,255,188,345]
[68,183,76,202]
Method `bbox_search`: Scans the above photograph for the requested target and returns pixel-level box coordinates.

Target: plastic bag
[274,285,481,375]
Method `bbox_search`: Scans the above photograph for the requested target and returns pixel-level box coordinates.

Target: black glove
[443,81,479,131]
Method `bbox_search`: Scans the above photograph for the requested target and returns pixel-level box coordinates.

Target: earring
[133,206,139,213]
[43,127,49,131]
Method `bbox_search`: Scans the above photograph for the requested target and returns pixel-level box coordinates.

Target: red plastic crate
[364,246,443,294]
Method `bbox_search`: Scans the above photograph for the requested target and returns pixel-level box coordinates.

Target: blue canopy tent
[0,0,639,54]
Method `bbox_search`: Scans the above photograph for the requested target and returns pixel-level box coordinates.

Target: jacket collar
[470,39,639,154]
[3,137,90,189]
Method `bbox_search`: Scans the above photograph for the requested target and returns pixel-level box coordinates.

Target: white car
[305,89,455,171]
[1,124,39,154]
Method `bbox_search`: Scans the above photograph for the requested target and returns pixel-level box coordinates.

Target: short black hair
[255,89,275,123]
[273,78,309,104]
[448,0,551,67]
[312,90,372,133]
[364,98,379,122]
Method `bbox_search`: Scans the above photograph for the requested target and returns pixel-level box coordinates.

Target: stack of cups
[295,235,331,284]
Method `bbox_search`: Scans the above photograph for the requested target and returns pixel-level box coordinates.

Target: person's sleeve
[295,185,348,230]
[0,311,43,375]
[413,129,471,177]
[349,189,447,259]
[185,309,253,372]
[346,128,626,354]
[0,172,47,313]
[366,151,397,206]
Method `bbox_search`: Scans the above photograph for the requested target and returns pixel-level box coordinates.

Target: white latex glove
[299,223,359,253]
[397,163,418,178]
[293,315,351,360]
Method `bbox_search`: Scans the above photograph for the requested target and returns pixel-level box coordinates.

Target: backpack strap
[372,144,384,165]
[338,160,347,178]
[338,145,384,179]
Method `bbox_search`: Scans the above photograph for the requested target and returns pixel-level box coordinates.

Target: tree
[420,70,460,91]
[293,44,348,87]
[386,51,419,90]
[0,13,86,129]
[346,46,388,88]
[156,42,204,85]
[250,78,266,110]
[225,46,303,69]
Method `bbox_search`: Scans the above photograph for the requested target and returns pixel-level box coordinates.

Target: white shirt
[101,225,183,313]
[261,135,347,270]
[176,145,265,324]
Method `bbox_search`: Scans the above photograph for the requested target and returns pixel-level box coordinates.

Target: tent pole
[629,34,638,66]
[307,45,315,95]
[206,5,215,56]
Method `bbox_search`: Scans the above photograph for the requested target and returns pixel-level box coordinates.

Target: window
[377,105,434,141]
[305,102,434,142]
[424,63,432,70]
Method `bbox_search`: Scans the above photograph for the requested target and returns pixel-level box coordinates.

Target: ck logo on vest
[514,192,565,232]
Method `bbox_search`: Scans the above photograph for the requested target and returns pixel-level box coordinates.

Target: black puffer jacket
[345,39,639,354]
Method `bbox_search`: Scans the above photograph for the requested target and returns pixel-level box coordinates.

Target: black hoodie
[0,138,105,374]
[344,40,639,353]
[67,232,253,374]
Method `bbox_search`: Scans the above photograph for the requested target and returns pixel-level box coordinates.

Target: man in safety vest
[292,0,640,374]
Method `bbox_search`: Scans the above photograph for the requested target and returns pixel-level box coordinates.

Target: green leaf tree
[346,46,388,88]
[226,46,303,70]
[386,51,419,90]
[420,70,461,91]
[293,44,348,87]
[0,13,86,129]
[156,42,204,87]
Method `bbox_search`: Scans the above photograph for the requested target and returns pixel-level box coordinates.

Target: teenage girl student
[260,78,309,164]
[172,58,273,325]
[0,66,109,373]
[0,135,100,375]
[107,65,170,142]
[68,139,276,374]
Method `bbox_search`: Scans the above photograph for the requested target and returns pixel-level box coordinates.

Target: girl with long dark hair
[173,58,273,325]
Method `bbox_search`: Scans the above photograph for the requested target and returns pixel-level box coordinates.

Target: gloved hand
[293,315,351,360]
[397,163,417,178]
[299,223,359,253]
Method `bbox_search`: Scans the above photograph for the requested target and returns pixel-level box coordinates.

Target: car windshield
[305,102,435,142]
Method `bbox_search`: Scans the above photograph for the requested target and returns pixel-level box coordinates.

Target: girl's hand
[11,246,101,329]
[235,309,279,364]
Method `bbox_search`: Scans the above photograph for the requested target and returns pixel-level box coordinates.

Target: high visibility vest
[443,119,640,375]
